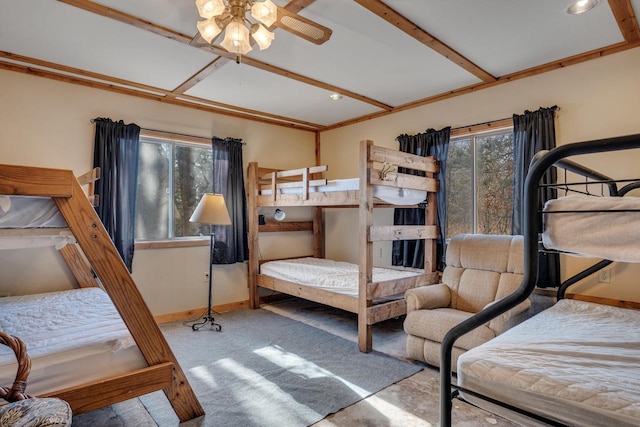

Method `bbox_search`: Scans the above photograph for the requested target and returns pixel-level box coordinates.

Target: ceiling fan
[195,0,332,58]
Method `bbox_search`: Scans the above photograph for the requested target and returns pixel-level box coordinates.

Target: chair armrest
[486,298,532,335]
[405,284,451,313]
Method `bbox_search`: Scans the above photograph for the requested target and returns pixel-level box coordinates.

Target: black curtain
[92,117,140,272]
[392,127,450,270]
[211,137,249,264]
[511,106,560,288]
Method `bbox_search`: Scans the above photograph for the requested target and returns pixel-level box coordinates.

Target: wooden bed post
[424,173,438,274]
[358,139,374,352]
[247,162,261,309]
[54,178,204,422]
[313,207,324,258]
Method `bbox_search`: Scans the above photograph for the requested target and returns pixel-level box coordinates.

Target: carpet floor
[72,299,520,426]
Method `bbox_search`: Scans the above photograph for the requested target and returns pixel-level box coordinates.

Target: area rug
[139,308,421,427]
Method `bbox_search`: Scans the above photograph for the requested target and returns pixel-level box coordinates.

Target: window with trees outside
[446,128,514,239]
[135,137,213,241]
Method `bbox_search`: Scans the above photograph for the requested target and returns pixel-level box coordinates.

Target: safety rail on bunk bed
[247,139,440,352]
[0,163,204,421]
[439,133,640,427]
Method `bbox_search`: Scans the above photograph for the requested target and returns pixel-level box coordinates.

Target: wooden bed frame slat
[58,243,100,288]
[368,273,438,299]
[370,225,439,242]
[0,164,74,197]
[247,139,440,352]
[369,145,439,174]
[370,172,439,192]
[366,299,406,324]
[257,275,357,313]
[42,362,173,415]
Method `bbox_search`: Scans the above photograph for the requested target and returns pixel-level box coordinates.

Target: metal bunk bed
[439,133,640,426]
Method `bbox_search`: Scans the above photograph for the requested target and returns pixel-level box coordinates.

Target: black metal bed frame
[439,133,640,427]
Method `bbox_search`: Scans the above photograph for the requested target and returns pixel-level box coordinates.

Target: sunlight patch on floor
[217,357,322,426]
[254,345,370,398]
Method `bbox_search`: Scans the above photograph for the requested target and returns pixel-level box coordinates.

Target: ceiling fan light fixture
[197,17,223,43]
[251,23,275,50]
[566,0,598,15]
[251,0,277,27]
[221,17,253,55]
[196,0,225,19]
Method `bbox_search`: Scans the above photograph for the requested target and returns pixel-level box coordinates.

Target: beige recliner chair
[404,234,530,369]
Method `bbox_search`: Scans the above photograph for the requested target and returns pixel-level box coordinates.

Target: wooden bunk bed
[0,164,204,421]
[439,133,640,427]
[247,139,440,352]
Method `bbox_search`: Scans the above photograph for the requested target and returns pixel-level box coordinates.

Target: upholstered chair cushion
[0,398,72,427]
[404,234,531,370]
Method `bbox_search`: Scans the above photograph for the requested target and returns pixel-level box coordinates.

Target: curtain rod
[450,106,560,132]
[89,120,245,144]
[141,127,246,144]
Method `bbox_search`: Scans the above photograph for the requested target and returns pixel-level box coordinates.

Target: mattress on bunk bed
[260,178,427,205]
[0,288,147,396]
[260,257,422,297]
[0,196,67,228]
[457,298,640,427]
[0,196,73,249]
[542,195,640,262]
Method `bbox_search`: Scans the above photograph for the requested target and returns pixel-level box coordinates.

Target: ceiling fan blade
[274,6,332,45]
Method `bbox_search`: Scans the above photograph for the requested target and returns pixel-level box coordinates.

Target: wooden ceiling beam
[353,0,496,83]
[57,0,392,111]
[608,0,640,42]
[0,58,322,132]
[0,51,170,96]
[322,39,640,131]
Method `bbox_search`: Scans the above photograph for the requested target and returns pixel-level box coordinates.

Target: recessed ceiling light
[329,93,343,101]
[566,0,598,15]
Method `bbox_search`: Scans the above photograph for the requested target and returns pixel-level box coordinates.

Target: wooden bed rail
[0,164,74,197]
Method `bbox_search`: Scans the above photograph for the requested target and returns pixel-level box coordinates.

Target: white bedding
[260,257,421,296]
[457,299,640,427]
[0,196,74,250]
[542,195,640,262]
[260,178,427,205]
[0,288,147,396]
[0,196,67,228]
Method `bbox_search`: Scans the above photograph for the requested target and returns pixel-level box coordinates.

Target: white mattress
[260,178,427,205]
[542,195,640,262]
[0,196,74,249]
[0,196,67,228]
[457,299,640,427]
[0,288,147,396]
[260,257,421,297]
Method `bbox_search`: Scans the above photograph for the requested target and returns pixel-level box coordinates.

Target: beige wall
[2,46,639,313]
[320,47,640,302]
[0,69,316,314]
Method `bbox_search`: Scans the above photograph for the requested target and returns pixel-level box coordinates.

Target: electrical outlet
[598,269,611,283]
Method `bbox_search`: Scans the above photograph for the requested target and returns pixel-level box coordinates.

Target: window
[135,137,213,241]
[446,129,514,238]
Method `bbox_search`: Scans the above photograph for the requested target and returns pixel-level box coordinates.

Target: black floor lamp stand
[192,232,222,332]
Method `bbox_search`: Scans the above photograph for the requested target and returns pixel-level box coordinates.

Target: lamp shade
[189,194,232,225]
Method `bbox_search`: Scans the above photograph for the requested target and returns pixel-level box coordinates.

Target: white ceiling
[1,0,638,131]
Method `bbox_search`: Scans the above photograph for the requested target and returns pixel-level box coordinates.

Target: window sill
[135,239,209,250]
